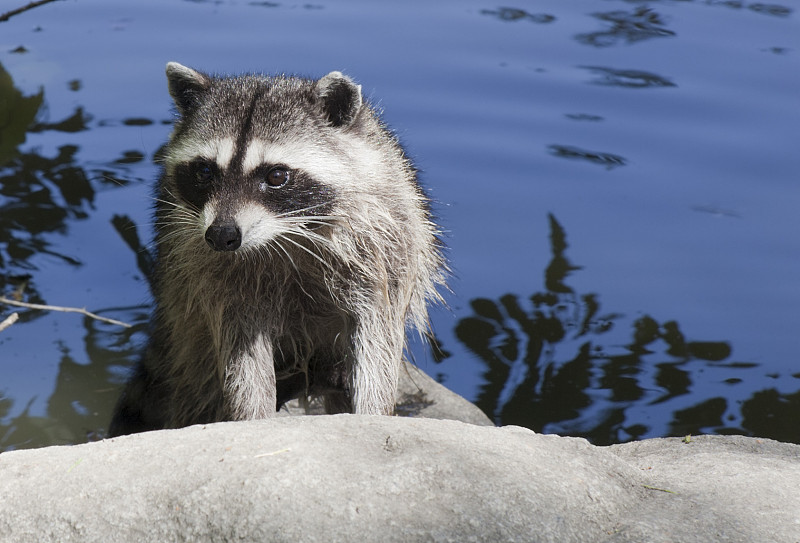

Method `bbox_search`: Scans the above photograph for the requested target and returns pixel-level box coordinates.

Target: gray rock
[1,368,798,542]
[607,435,800,542]
[0,417,637,542]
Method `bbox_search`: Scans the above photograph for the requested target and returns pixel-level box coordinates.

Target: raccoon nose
[205,224,242,251]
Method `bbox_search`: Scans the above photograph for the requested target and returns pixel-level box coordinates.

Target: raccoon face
[171,154,336,252]
[161,63,364,253]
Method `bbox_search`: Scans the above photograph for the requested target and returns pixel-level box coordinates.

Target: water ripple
[581,66,677,89]
[576,7,676,48]
[548,145,627,169]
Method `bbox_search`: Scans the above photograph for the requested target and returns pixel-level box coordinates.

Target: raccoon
[108,63,446,436]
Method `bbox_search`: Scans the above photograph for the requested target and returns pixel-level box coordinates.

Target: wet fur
[109,63,445,435]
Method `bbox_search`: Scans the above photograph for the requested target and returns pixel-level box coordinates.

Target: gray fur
[109,63,446,435]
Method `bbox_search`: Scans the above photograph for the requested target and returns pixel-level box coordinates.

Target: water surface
[0,0,798,449]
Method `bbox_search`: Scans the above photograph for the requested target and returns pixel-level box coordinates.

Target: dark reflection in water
[577,6,675,48]
[589,1,791,18]
[452,214,800,445]
[548,144,626,169]
[581,66,677,89]
[122,118,154,127]
[742,389,800,443]
[747,3,792,17]
[0,307,148,450]
[0,65,42,160]
[0,63,95,293]
[480,7,556,24]
[115,150,147,164]
[30,108,90,134]
[565,113,604,122]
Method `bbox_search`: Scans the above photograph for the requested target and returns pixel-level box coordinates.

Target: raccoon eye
[194,162,215,186]
[262,166,291,189]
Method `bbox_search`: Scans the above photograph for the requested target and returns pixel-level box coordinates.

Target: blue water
[0,0,798,449]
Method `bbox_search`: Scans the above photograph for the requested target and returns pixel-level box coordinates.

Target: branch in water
[0,0,61,23]
[0,296,132,328]
[0,312,19,333]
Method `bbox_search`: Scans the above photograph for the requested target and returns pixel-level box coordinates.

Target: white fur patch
[236,201,282,248]
[242,138,359,188]
[201,200,218,230]
[167,136,236,170]
[215,137,236,169]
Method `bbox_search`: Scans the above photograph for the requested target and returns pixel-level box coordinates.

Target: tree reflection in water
[0,62,93,298]
[455,214,799,445]
[0,313,146,449]
[0,62,148,450]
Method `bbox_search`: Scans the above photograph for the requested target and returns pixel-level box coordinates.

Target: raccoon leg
[350,315,404,415]
[223,333,278,420]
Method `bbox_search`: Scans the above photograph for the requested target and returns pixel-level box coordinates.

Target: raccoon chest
[218,285,350,363]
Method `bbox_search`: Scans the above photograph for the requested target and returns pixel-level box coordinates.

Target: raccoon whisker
[275,254,317,302]
[152,222,198,233]
[152,217,199,230]
[152,210,201,230]
[98,173,127,187]
[150,192,203,223]
[286,211,340,219]
[281,226,335,252]
[242,243,269,268]
[166,209,201,224]
[149,196,185,210]
[276,233,340,275]
[273,219,336,247]
[291,228,372,277]
[151,197,194,212]
[269,239,322,302]
[253,244,274,270]
[276,202,339,218]
[275,230,328,259]
[156,186,197,209]
[155,226,202,248]
[276,215,343,234]
[159,213,199,228]
[259,244,275,265]
[153,213,199,226]
[278,209,345,227]
[269,237,301,276]
[285,217,340,228]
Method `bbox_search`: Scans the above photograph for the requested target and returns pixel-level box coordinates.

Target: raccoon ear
[314,71,363,128]
[166,62,211,114]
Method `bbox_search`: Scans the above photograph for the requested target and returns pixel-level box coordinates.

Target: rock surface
[1,366,798,542]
